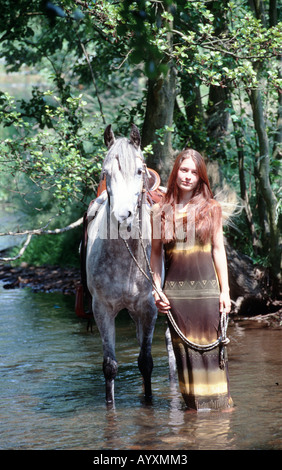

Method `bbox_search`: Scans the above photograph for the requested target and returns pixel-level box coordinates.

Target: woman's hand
[153,291,171,315]
[219,291,231,314]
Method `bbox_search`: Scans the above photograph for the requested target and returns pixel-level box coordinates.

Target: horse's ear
[104,124,115,148]
[129,124,141,149]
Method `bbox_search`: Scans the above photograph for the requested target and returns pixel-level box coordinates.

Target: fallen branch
[0,233,33,262]
[0,216,83,237]
[0,216,83,262]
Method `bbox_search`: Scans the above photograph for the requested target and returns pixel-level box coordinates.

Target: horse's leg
[92,300,117,405]
[103,355,118,406]
[133,305,157,402]
[138,333,154,401]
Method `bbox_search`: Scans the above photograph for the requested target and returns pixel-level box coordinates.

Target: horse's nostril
[116,210,132,224]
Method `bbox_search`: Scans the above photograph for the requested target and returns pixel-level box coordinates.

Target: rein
[123,225,230,368]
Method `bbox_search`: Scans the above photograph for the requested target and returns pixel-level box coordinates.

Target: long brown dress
[162,201,233,411]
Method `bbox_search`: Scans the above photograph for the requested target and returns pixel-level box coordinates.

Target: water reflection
[0,284,281,450]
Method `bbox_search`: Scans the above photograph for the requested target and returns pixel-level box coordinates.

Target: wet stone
[0,263,81,295]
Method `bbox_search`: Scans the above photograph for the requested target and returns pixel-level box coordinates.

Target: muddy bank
[0,263,281,327]
[0,263,81,295]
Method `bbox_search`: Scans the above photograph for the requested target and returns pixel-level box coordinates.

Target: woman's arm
[150,212,171,314]
[211,207,231,314]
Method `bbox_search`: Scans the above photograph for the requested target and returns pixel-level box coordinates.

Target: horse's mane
[103,137,144,178]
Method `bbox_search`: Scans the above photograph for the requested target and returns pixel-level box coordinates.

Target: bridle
[102,153,148,215]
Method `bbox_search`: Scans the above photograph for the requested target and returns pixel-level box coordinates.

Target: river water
[0,283,281,451]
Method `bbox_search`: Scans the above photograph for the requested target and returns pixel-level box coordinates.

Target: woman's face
[176,157,200,198]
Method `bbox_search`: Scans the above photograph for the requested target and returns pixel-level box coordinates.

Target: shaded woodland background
[0,1,281,311]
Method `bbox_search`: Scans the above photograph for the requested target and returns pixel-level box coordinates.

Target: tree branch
[0,216,83,262]
[0,217,83,238]
[0,234,32,262]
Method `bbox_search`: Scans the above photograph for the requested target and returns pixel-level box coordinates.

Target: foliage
[0,90,104,209]
[0,0,281,283]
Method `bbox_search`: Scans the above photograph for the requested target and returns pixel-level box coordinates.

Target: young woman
[150,149,233,411]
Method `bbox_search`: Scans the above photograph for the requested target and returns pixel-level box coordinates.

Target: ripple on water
[0,284,281,450]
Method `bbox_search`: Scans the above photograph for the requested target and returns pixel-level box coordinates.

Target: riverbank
[0,263,81,295]
[0,262,281,327]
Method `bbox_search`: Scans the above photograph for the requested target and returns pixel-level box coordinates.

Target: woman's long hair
[158,149,221,245]
[164,149,213,205]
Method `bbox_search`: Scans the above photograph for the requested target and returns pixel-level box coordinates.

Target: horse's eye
[137,168,144,176]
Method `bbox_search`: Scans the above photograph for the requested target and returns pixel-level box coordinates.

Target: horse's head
[102,124,147,226]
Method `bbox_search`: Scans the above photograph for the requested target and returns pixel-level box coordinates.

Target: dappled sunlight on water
[0,284,281,450]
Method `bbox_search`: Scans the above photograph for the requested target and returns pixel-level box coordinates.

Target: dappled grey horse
[86,124,158,405]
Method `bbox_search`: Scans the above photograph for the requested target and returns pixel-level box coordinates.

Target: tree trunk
[270,0,282,165]
[248,85,281,293]
[246,0,281,295]
[174,73,205,151]
[141,8,177,182]
[141,63,177,181]
[205,1,230,159]
[233,118,258,252]
[206,85,230,153]
[273,60,282,163]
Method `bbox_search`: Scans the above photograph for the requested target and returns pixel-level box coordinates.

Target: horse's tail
[75,211,93,320]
